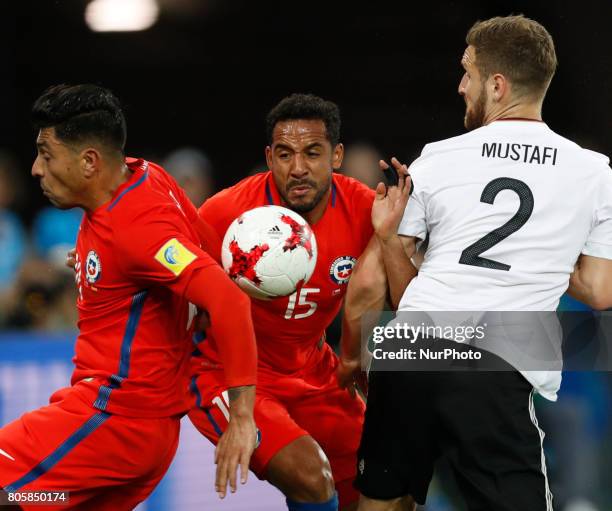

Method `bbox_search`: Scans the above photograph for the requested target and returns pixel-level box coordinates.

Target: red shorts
[0,385,179,510]
[188,346,365,508]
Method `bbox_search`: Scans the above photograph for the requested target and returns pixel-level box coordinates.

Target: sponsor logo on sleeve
[155,238,197,276]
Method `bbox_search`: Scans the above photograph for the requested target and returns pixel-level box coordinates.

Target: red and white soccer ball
[221,206,318,300]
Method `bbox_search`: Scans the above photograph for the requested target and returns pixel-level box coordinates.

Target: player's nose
[458,73,467,95]
[290,153,308,177]
[32,156,44,177]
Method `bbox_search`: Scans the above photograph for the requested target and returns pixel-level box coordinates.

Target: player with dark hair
[349,15,612,511]
[0,84,259,509]
[188,93,386,511]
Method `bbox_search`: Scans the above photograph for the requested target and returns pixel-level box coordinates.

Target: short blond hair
[466,15,557,98]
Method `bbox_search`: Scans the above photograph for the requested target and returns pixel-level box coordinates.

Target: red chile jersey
[196,172,375,374]
[72,158,217,417]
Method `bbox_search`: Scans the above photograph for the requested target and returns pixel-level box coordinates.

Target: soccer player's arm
[115,207,257,495]
[381,235,419,310]
[372,158,420,309]
[567,169,612,310]
[568,255,612,310]
[338,236,387,395]
[115,209,256,387]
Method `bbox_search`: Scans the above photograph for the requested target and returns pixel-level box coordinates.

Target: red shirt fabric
[72,158,217,417]
[196,171,375,375]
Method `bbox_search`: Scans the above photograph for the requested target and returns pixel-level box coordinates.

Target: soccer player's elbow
[346,269,387,313]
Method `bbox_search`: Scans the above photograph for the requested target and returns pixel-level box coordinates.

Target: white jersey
[398,119,612,400]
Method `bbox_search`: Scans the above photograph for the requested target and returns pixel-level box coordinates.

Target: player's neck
[82,163,131,213]
[484,102,543,125]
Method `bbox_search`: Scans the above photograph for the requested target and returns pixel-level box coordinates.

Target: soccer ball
[221,205,318,300]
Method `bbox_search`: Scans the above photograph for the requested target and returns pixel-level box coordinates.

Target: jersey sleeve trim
[582,240,612,260]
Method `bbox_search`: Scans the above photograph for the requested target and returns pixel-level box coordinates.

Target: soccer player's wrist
[228,385,255,419]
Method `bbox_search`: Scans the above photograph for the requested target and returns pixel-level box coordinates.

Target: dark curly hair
[266,93,341,147]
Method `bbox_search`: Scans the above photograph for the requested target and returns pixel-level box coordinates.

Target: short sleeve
[583,169,612,260]
[114,204,217,296]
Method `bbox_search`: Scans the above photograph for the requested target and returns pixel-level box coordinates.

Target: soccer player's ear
[491,73,507,102]
[81,148,101,179]
[332,143,344,170]
[265,145,273,170]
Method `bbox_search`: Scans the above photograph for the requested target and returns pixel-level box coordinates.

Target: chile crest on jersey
[85,250,102,284]
[329,255,356,285]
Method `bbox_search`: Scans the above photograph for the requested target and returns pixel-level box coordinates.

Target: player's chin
[286,196,317,214]
[286,192,317,212]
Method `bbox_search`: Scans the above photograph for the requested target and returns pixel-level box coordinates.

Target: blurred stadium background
[3,1,612,509]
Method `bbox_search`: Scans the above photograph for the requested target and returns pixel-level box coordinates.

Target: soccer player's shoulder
[579,147,611,170]
[198,171,270,228]
[333,172,375,206]
[547,131,612,176]
[419,129,485,160]
[409,128,487,181]
[108,158,175,219]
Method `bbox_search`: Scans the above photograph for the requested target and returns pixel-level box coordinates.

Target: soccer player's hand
[337,356,368,398]
[66,248,77,270]
[372,157,411,242]
[214,385,257,498]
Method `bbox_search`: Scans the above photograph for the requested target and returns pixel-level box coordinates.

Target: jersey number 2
[459,177,534,271]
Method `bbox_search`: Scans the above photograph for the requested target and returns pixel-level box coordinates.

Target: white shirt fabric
[398,119,612,400]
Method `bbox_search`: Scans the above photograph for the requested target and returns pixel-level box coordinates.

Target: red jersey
[197,172,375,374]
[72,158,217,417]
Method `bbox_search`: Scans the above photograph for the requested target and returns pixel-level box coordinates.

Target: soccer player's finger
[228,454,239,494]
[66,248,77,269]
[375,181,387,200]
[214,442,221,464]
[239,449,250,485]
[390,156,403,169]
[401,173,413,200]
[381,159,399,186]
[391,158,406,185]
[215,455,228,498]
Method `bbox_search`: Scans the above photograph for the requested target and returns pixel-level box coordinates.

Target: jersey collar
[493,117,545,123]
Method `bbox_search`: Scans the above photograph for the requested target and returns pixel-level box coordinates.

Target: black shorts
[355,356,553,510]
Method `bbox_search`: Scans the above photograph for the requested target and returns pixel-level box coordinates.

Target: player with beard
[349,15,612,511]
[188,93,386,511]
